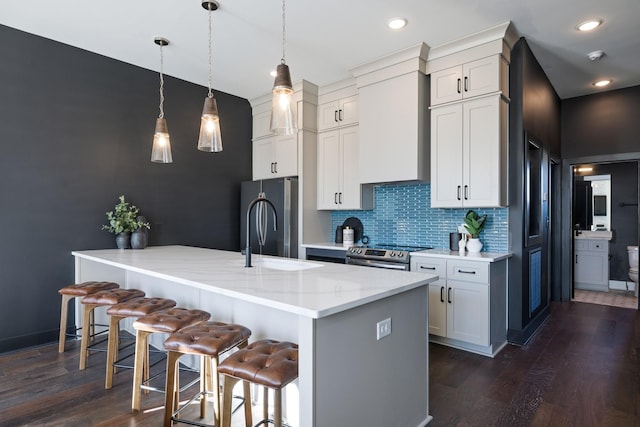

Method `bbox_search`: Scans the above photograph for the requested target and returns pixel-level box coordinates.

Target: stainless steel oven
[345,244,432,271]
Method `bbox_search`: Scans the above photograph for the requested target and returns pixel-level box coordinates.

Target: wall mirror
[584,174,611,230]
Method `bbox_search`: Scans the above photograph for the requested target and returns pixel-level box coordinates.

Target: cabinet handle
[464,76,468,92]
[440,286,445,303]
[457,269,476,275]
[334,110,339,122]
[270,162,275,173]
[457,185,461,200]
[576,254,578,264]
[447,287,452,304]
[457,78,461,94]
[420,266,436,270]
[274,162,277,174]
[334,192,338,204]
[338,192,343,204]
[464,185,469,200]
[339,109,343,121]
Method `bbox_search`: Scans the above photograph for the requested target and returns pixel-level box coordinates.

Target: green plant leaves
[463,209,487,238]
[101,195,150,234]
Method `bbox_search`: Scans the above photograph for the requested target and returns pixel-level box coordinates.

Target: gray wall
[0,25,253,352]
[507,38,561,344]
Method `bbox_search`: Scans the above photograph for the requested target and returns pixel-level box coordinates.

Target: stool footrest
[171,394,247,427]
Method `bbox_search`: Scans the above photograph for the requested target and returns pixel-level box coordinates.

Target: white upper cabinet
[431,55,507,106]
[317,96,358,131]
[252,134,298,180]
[431,95,507,208]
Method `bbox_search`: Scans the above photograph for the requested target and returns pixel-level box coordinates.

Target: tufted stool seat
[217,340,299,427]
[104,297,178,389]
[79,288,145,370]
[130,308,211,412]
[58,281,120,353]
[162,321,253,427]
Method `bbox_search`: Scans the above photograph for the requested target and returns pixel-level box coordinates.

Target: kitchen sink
[253,258,323,271]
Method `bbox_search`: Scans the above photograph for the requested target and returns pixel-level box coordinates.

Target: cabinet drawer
[589,240,608,252]
[574,240,589,251]
[447,260,489,283]
[412,258,446,277]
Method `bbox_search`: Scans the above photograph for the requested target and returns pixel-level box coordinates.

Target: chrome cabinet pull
[440,286,445,303]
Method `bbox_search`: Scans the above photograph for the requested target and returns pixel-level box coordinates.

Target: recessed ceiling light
[270,70,277,77]
[593,79,612,87]
[576,19,603,32]
[587,50,605,61]
[387,17,407,30]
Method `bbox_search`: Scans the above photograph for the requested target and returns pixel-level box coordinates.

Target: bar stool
[218,340,298,427]
[58,281,119,353]
[104,297,178,389]
[130,307,211,412]
[162,321,253,427]
[79,288,145,370]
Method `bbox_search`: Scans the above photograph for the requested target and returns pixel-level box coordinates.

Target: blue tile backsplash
[331,182,509,253]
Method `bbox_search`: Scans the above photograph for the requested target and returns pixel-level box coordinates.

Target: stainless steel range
[345,244,433,271]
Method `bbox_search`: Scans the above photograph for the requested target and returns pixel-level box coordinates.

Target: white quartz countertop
[72,245,437,319]
[410,248,512,262]
[301,242,349,251]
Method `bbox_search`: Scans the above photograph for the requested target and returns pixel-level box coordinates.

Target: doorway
[569,160,639,309]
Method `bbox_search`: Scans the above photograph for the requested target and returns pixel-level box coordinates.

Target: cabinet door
[318,101,340,131]
[252,138,275,180]
[431,65,463,106]
[317,130,341,209]
[428,280,447,337]
[431,104,463,207]
[462,56,500,99]
[574,251,608,285]
[338,126,360,209]
[253,110,272,139]
[338,96,359,127]
[446,281,489,346]
[273,134,298,178]
[463,96,503,207]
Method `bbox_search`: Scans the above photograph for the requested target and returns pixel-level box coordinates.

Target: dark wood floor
[1,301,638,426]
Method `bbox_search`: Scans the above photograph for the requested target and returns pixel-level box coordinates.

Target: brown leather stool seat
[78,288,145,370]
[130,308,211,412]
[104,297,178,389]
[162,321,253,427]
[58,281,119,353]
[217,340,299,427]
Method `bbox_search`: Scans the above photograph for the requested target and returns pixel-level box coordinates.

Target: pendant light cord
[207,6,213,98]
[281,0,286,64]
[158,43,165,119]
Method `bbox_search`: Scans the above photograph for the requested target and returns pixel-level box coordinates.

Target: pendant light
[197,0,223,153]
[150,37,173,163]
[270,0,297,135]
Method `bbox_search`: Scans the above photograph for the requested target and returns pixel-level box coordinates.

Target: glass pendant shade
[197,96,223,152]
[151,117,173,163]
[270,63,296,135]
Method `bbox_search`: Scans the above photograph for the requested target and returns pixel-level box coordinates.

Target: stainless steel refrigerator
[240,177,298,258]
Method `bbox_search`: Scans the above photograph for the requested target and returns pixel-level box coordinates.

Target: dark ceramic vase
[115,232,131,249]
[131,229,148,249]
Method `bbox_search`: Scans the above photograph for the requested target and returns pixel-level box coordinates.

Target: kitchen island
[72,245,437,426]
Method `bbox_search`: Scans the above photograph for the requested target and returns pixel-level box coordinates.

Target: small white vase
[467,238,483,253]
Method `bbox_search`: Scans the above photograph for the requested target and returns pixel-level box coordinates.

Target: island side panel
[314,285,429,426]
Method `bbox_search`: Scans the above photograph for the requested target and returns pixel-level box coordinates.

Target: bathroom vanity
[574,231,612,292]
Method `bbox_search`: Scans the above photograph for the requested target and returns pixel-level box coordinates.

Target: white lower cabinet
[574,238,610,291]
[411,254,507,357]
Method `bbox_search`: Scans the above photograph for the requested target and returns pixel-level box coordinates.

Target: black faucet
[245,197,278,267]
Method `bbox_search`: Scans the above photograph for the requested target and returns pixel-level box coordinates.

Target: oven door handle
[346,258,409,270]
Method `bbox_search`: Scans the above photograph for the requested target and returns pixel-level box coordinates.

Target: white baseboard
[609,280,636,291]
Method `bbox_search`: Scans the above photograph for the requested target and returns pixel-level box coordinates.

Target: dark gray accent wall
[507,38,561,345]
[562,86,640,159]
[0,25,252,352]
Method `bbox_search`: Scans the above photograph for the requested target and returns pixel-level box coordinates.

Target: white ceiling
[1,0,639,101]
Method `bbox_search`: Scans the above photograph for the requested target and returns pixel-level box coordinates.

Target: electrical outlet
[376,317,391,340]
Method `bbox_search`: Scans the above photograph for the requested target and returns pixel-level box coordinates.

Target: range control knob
[390,252,396,257]
[357,248,363,254]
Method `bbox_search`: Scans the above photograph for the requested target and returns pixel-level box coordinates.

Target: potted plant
[102,195,150,249]
[463,209,487,252]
